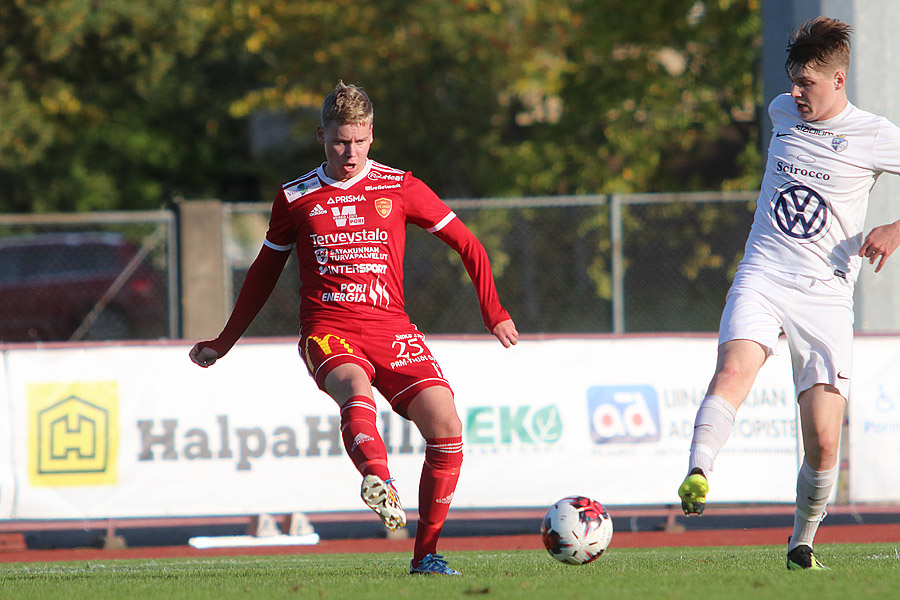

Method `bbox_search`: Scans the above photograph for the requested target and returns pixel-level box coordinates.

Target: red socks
[414,437,463,563]
[341,402,463,565]
[339,396,391,482]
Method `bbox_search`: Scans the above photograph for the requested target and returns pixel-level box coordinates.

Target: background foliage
[1,0,762,212]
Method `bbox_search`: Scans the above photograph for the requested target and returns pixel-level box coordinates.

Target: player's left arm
[431,218,518,347]
[859,219,900,273]
[491,318,519,348]
[404,174,518,346]
[863,123,900,273]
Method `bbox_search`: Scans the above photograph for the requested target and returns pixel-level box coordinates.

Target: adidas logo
[309,204,326,217]
[435,493,454,504]
[351,432,374,450]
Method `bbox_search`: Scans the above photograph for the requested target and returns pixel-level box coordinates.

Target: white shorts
[718,264,854,399]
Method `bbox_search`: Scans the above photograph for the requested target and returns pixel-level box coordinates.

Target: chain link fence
[0,211,178,343]
[0,193,756,342]
[224,192,758,337]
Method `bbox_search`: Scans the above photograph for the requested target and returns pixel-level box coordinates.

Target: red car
[0,233,170,342]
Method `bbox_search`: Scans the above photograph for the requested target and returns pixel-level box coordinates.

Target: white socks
[689,395,837,552]
[789,460,838,550]
[688,395,737,475]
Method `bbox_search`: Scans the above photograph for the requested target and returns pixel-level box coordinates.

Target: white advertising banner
[3,343,366,519]
[438,336,800,508]
[0,352,16,519]
[848,337,900,503]
[0,335,804,520]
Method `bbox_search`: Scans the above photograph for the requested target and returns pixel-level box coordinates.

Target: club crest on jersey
[283,179,321,203]
[375,198,393,218]
[831,135,848,153]
[331,205,365,227]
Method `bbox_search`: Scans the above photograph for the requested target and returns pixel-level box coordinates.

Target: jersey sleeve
[203,244,290,357]
[873,118,900,175]
[403,175,456,229]
[401,174,510,329]
[265,189,299,250]
[203,189,294,357]
[431,218,511,331]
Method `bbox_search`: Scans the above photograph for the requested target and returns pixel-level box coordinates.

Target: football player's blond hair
[785,17,852,75]
[321,81,373,127]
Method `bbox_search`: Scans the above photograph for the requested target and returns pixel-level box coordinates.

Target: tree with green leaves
[0,0,265,212]
[1,0,761,213]
[1,1,763,334]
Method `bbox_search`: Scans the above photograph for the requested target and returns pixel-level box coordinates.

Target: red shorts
[298,320,452,418]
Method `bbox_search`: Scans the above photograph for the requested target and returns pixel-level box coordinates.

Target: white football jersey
[741,93,900,284]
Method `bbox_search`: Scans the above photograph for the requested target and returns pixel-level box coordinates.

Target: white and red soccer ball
[541,496,613,565]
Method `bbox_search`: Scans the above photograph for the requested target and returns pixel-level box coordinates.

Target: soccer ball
[540,496,613,565]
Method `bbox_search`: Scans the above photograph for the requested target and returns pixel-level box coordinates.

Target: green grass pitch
[1,544,899,600]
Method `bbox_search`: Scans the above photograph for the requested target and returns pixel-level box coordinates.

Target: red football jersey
[265,159,509,329]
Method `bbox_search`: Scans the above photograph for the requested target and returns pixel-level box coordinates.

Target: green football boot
[787,544,829,571]
[678,468,709,516]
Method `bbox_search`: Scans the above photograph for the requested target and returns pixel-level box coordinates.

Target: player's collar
[317,160,373,189]
[807,100,853,127]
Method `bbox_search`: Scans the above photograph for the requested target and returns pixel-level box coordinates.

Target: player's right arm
[191,186,299,367]
[190,243,291,367]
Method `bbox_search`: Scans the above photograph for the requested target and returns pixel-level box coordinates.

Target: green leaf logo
[530,405,562,443]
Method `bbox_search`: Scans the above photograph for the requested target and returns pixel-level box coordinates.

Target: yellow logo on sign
[28,382,119,487]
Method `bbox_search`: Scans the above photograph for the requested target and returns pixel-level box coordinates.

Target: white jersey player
[678,17,900,570]
[744,93,900,283]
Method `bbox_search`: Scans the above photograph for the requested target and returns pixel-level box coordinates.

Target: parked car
[0,232,169,342]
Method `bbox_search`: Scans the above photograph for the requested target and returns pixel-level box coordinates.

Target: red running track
[1,523,899,564]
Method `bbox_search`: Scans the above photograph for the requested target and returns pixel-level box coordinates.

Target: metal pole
[165,212,181,338]
[610,195,624,334]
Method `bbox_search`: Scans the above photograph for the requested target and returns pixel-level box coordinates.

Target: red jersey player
[190,81,518,575]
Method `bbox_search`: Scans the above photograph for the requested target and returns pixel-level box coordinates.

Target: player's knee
[430,412,462,438]
[709,364,754,398]
[805,439,840,470]
[445,413,463,437]
[324,364,372,401]
[818,441,841,467]
[406,386,462,437]
[415,410,462,439]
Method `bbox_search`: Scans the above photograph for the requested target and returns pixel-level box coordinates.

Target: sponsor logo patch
[367,171,403,182]
[770,184,830,242]
[284,179,321,203]
[331,205,365,227]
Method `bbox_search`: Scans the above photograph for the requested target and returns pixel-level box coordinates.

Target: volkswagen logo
[770,184,830,243]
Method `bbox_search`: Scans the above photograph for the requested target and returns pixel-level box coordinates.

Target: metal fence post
[165,211,181,338]
[610,194,625,334]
